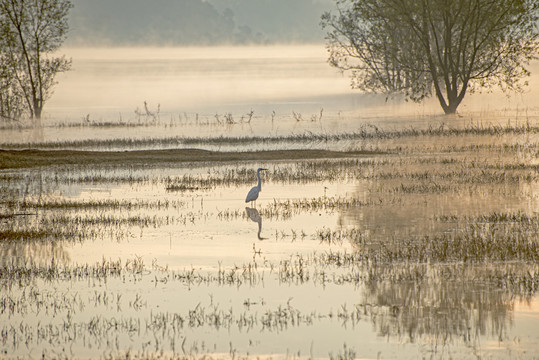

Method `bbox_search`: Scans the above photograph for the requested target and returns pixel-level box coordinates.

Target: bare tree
[0,0,72,121]
[322,0,539,114]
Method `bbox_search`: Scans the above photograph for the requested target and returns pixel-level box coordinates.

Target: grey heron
[245,168,267,205]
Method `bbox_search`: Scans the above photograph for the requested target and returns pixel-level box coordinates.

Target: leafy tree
[0,52,24,122]
[322,0,539,114]
[0,0,72,120]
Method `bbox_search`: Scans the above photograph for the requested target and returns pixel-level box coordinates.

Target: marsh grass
[2,122,539,358]
[329,344,356,360]
[372,228,539,263]
[1,247,537,358]
[2,253,535,356]
[2,119,539,151]
[47,152,533,194]
[0,256,145,288]
[437,211,539,224]
[3,246,536,296]
[344,211,539,264]
[6,198,184,211]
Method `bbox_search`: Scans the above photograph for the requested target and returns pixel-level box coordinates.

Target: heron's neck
[257,172,262,189]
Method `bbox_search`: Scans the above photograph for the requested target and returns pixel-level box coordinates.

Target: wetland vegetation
[1,110,539,359]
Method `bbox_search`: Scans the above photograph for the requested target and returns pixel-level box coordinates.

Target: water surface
[2,45,537,148]
[1,45,539,360]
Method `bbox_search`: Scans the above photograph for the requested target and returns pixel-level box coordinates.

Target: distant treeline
[68,0,332,45]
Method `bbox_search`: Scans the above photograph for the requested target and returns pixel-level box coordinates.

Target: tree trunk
[445,93,460,114]
[33,97,42,119]
[444,81,468,115]
[445,101,459,114]
[433,79,465,115]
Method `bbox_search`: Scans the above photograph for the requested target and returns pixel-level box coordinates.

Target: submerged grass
[373,228,539,263]
[0,256,145,288]
[8,198,186,211]
[1,244,538,358]
[2,250,537,294]
[2,122,539,358]
[2,120,539,150]
[353,211,539,263]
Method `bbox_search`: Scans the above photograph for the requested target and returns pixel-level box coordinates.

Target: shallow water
[2,150,539,359]
[1,45,538,149]
[1,45,539,359]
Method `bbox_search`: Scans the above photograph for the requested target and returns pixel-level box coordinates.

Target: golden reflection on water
[1,44,539,358]
[0,240,70,268]
[2,125,539,358]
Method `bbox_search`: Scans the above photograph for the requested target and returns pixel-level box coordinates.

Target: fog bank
[68,0,332,46]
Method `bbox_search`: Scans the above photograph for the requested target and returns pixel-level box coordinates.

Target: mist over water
[23,44,533,148]
[51,46,538,112]
[48,46,355,118]
[2,40,539,359]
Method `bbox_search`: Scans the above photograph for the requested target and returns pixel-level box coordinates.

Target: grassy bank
[0,148,380,169]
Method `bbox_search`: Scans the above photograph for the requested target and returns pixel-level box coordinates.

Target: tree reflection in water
[361,264,518,348]
[1,170,71,268]
[0,239,70,268]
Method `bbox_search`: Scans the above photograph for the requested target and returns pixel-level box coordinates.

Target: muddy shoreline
[0,148,381,169]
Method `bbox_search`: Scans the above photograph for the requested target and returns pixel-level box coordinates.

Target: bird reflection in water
[245,207,267,240]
